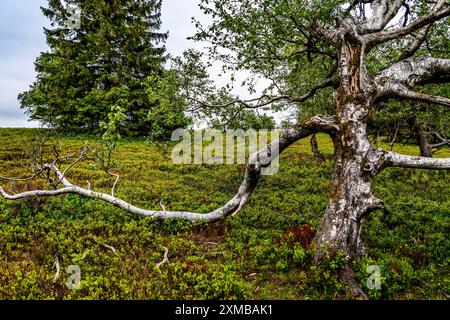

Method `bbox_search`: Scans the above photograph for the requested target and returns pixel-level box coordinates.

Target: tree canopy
[189,0,449,119]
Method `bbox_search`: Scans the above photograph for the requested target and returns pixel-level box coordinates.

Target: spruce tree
[19,0,189,137]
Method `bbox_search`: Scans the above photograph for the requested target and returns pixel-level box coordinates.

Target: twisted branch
[375,55,450,107]
[191,76,338,111]
[0,116,339,223]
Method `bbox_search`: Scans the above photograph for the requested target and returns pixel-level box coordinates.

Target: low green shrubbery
[0,128,448,299]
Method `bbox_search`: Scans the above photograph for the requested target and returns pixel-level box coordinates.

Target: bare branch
[375,55,450,107]
[0,116,339,223]
[192,76,338,111]
[99,243,120,258]
[401,2,411,27]
[433,131,448,142]
[430,132,450,148]
[360,0,405,34]
[0,171,42,182]
[397,24,432,62]
[53,256,60,283]
[365,0,450,47]
[0,186,76,199]
[378,82,450,107]
[107,172,120,197]
[431,140,450,148]
[375,56,450,88]
[195,95,283,110]
[384,151,450,169]
[61,145,89,177]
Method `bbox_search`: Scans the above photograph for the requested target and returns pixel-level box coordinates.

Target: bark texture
[418,132,433,158]
[310,4,450,297]
[313,26,384,268]
[310,134,325,161]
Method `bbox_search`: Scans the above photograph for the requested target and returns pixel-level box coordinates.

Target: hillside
[0,128,448,299]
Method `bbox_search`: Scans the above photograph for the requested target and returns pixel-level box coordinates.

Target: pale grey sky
[0,0,216,128]
[0,0,48,127]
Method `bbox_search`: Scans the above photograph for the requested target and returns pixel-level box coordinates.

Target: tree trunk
[313,111,383,298]
[310,134,325,161]
[312,26,384,298]
[418,131,433,158]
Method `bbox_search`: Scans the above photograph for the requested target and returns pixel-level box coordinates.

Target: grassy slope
[0,128,448,300]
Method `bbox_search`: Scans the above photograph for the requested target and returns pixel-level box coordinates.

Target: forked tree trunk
[312,27,384,298]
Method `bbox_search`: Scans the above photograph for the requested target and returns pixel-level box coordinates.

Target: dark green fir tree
[19,0,190,138]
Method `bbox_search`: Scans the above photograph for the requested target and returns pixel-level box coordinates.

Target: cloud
[0,0,47,127]
[0,0,205,128]
[0,0,275,128]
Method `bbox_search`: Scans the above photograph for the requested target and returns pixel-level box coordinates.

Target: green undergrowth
[0,128,448,299]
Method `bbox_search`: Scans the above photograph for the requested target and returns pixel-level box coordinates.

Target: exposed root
[340,264,368,300]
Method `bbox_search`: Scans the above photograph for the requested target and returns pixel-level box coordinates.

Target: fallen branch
[100,243,120,258]
[155,247,169,274]
[53,256,60,283]
[0,116,339,223]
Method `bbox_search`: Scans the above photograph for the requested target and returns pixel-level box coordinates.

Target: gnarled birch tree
[1,0,450,298]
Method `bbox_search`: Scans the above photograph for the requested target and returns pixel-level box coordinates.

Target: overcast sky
[0,0,217,128]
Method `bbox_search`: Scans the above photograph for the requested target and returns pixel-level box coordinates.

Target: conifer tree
[19,0,189,137]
